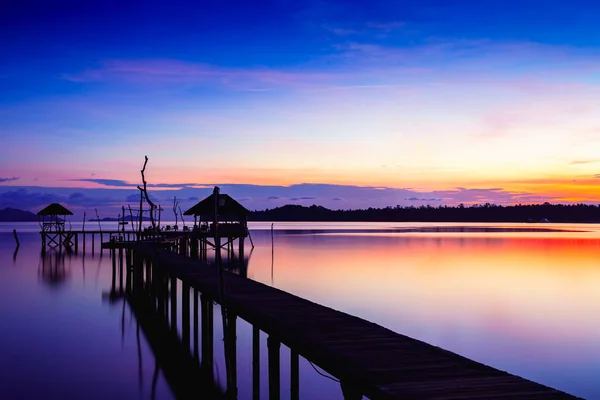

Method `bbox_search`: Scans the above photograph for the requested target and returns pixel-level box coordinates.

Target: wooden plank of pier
[137,244,580,400]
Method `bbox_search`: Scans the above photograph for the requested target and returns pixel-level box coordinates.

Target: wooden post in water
[13,229,19,248]
[191,238,198,260]
[133,251,143,292]
[145,257,152,293]
[291,350,299,400]
[225,311,238,398]
[92,233,95,256]
[201,294,214,374]
[193,289,199,361]
[253,326,260,400]
[74,232,78,253]
[182,282,190,350]
[170,276,177,331]
[341,382,363,400]
[157,267,165,317]
[268,335,281,400]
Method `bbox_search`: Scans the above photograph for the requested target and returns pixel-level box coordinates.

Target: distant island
[248,203,600,223]
[0,208,38,222]
[89,216,152,222]
[2,203,600,223]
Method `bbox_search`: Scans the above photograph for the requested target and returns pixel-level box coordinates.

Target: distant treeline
[249,203,600,223]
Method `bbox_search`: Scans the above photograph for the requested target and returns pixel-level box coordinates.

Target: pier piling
[268,335,281,400]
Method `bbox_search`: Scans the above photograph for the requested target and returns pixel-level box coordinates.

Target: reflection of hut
[37,203,74,250]
[184,192,250,261]
[39,249,70,287]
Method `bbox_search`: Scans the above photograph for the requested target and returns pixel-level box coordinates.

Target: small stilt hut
[184,192,250,262]
[38,203,75,250]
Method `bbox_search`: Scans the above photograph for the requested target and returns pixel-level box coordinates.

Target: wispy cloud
[62,59,340,91]
[322,25,359,36]
[0,183,563,218]
[68,178,203,188]
[0,176,20,183]
[366,21,405,32]
[571,159,600,165]
[290,196,316,200]
[405,197,442,201]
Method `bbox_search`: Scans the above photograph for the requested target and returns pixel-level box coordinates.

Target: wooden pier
[122,241,580,400]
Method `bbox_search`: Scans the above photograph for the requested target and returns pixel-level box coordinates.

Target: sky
[2,0,600,217]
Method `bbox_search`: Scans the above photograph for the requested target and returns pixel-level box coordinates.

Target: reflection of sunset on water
[2,223,600,398]
[246,225,600,396]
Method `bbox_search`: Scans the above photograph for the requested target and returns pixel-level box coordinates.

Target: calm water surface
[1,221,599,399]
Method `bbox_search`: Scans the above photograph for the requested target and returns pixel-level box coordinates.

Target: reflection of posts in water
[112,248,289,400]
[39,249,70,287]
[111,249,116,291]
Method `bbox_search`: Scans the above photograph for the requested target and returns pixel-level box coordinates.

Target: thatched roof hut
[184,193,249,221]
[37,203,74,216]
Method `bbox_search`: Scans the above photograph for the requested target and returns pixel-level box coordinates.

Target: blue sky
[2,0,600,216]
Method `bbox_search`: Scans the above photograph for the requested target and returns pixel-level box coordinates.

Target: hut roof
[184,194,249,217]
[37,203,74,216]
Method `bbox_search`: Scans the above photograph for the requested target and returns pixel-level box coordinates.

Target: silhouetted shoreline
[248,203,600,223]
[3,203,600,223]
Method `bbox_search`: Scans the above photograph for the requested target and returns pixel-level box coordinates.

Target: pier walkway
[135,243,580,400]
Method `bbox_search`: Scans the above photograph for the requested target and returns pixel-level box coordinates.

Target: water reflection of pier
[103,248,252,399]
[98,238,579,400]
[104,248,226,399]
